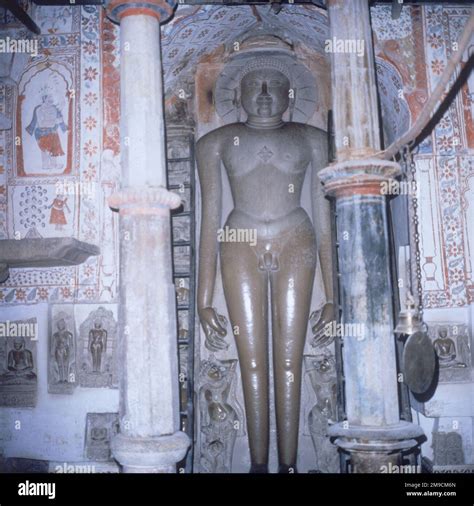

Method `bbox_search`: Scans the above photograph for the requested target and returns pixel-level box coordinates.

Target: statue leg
[221,241,269,471]
[270,221,316,471]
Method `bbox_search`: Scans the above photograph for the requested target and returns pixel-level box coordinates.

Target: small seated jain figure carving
[433,327,467,369]
[197,57,334,473]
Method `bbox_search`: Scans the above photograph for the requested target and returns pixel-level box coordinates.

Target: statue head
[57,318,66,331]
[240,58,291,122]
[438,327,449,339]
[13,337,26,351]
[94,319,102,330]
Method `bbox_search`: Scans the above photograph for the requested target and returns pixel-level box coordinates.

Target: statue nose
[257,81,272,102]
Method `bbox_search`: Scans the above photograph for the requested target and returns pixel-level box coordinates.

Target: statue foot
[278,464,297,474]
[249,463,268,474]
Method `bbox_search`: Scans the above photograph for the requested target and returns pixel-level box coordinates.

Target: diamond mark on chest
[257,145,274,163]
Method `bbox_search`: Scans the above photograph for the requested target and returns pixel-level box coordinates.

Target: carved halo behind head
[214,36,318,124]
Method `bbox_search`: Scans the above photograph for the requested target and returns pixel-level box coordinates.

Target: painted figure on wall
[197,43,334,473]
[48,195,70,230]
[52,318,73,383]
[25,91,68,171]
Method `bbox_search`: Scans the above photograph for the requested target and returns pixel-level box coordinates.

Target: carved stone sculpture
[0,319,38,407]
[433,431,465,467]
[85,413,119,461]
[429,323,470,383]
[196,41,334,472]
[78,307,117,388]
[433,327,467,369]
[49,307,76,394]
[199,359,239,473]
[304,352,339,473]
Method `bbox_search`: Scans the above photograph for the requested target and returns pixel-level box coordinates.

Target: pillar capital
[108,186,181,216]
[318,158,401,198]
[106,0,176,23]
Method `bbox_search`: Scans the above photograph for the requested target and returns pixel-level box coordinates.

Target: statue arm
[7,351,15,371]
[196,133,223,311]
[309,128,336,346]
[196,132,227,345]
[311,129,334,304]
[25,350,34,371]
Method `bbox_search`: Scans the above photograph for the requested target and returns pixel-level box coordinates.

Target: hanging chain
[404,145,424,321]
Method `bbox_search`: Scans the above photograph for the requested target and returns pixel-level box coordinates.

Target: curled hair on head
[239,56,292,86]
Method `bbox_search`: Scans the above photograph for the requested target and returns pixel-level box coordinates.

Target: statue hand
[199,307,228,353]
[310,302,336,348]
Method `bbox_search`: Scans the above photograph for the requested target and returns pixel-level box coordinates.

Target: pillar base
[329,421,425,473]
[112,431,190,473]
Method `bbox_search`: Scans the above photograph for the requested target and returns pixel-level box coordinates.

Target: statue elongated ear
[233,87,241,123]
[289,85,296,122]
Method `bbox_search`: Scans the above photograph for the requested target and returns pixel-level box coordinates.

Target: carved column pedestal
[106,0,190,473]
[324,0,425,473]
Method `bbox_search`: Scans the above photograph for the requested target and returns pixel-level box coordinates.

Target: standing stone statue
[52,318,73,383]
[89,320,107,373]
[196,55,334,473]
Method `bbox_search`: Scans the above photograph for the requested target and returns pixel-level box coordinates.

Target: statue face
[58,319,66,331]
[240,69,290,119]
[13,338,25,350]
[439,328,448,339]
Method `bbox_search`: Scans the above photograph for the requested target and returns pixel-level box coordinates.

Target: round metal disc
[402,330,436,394]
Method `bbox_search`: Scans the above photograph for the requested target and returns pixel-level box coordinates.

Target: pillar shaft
[336,193,398,426]
[322,0,424,471]
[328,0,381,160]
[120,14,166,187]
[107,0,190,473]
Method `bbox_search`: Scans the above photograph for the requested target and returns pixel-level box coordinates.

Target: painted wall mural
[372,5,474,309]
[16,60,76,177]
[0,6,120,305]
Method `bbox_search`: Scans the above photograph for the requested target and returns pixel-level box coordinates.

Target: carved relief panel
[428,323,471,383]
[78,306,118,388]
[84,412,119,461]
[0,317,38,407]
[49,305,76,394]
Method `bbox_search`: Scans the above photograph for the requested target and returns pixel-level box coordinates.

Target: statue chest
[222,138,310,178]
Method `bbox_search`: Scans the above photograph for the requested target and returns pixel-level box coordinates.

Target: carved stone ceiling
[161,4,329,95]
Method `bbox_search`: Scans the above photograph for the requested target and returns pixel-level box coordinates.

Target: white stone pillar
[106,0,190,473]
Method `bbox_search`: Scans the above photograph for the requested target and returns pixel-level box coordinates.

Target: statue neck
[245,114,284,130]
